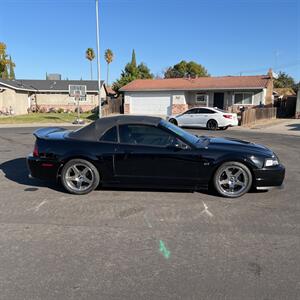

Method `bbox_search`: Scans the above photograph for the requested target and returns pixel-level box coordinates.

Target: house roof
[0,79,104,92]
[120,75,271,92]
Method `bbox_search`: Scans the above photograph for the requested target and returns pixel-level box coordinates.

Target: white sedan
[167,107,238,130]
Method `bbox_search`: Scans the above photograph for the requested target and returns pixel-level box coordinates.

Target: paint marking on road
[159,240,171,259]
[144,213,153,228]
[201,201,214,217]
[33,200,47,212]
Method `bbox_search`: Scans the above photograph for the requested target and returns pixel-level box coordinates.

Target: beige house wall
[0,88,29,115]
[36,93,99,112]
[0,85,107,115]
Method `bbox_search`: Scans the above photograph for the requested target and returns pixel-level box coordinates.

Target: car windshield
[160,120,200,144]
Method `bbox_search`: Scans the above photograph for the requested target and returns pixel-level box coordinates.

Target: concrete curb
[0,122,85,128]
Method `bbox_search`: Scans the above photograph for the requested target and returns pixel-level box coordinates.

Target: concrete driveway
[0,126,299,299]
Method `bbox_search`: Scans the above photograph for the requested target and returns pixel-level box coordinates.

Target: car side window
[200,108,215,114]
[185,109,198,114]
[119,124,181,147]
[100,126,118,142]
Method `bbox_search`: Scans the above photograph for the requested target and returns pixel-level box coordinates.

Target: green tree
[9,56,15,80]
[131,49,136,68]
[112,49,153,92]
[274,71,296,89]
[104,49,114,86]
[138,63,153,79]
[3,65,8,79]
[0,42,9,79]
[85,48,95,80]
[164,60,209,78]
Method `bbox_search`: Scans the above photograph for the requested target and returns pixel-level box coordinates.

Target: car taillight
[223,114,233,119]
[33,142,39,157]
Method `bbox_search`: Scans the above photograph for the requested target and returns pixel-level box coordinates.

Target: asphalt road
[0,126,299,300]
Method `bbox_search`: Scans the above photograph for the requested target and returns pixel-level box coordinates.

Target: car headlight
[264,155,279,167]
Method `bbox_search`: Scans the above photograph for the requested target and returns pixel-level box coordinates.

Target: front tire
[207,119,218,130]
[220,126,229,130]
[61,159,100,195]
[213,161,252,198]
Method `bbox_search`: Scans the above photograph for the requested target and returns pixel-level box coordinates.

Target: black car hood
[200,136,273,156]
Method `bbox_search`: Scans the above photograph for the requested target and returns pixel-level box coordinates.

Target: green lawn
[0,112,98,124]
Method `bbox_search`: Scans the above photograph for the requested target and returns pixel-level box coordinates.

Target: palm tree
[85,48,95,80]
[104,49,114,86]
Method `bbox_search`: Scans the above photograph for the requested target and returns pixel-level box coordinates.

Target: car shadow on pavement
[0,157,64,192]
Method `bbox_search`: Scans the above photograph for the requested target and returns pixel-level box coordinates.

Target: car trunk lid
[33,127,69,140]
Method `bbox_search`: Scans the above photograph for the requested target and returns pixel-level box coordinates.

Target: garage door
[130,94,171,115]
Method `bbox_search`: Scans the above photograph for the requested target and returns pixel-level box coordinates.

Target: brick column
[171,104,188,114]
[124,103,130,114]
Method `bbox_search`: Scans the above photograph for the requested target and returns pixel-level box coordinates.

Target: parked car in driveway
[27,115,285,198]
[167,107,238,130]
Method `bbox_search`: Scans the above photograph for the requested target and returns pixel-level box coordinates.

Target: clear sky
[0,0,299,82]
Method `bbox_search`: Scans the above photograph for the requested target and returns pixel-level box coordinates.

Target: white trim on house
[36,90,99,93]
[0,83,99,94]
[262,88,267,105]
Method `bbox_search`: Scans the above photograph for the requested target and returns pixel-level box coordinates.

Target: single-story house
[0,79,106,115]
[120,70,274,116]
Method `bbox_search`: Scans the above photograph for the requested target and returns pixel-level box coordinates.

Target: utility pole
[95,0,102,118]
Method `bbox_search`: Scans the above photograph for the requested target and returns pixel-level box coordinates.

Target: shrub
[48,107,57,113]
[57,108,64,113]
[74,107,83,113]
[39,107,47,113]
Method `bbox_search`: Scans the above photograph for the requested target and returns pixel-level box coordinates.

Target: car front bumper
[253,164,285,188]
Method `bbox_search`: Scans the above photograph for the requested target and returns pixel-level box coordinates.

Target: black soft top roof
[68,115,162,141]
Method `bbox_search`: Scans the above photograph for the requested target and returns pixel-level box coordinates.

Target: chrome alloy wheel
[217,165,249,196]
[65,164,94,192]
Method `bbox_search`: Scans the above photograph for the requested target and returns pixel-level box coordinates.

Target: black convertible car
[27,115,285,198]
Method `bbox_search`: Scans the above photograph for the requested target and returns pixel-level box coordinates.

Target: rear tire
[213,161,252,198]
[169,118,178,126]
[206,119,218,130]
[220,126,229,130]
[61,159,100,195]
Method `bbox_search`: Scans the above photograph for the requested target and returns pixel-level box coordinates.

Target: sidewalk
[231,119,300,136]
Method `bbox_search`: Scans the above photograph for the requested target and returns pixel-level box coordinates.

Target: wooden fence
[241,107,277,126]
[102,97,122,117]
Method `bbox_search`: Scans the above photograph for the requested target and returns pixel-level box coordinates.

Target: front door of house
[213,93,224,109]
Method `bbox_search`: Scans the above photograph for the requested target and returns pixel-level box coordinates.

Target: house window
[195,93,207,105]
[234,93,253,105]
